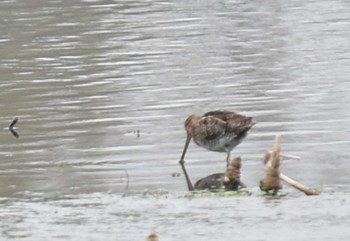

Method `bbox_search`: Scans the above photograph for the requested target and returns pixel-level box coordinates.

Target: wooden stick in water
[263,135,319,196]
[279,173,319,195]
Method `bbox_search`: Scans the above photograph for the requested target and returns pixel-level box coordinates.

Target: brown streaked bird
[179,110,254,191]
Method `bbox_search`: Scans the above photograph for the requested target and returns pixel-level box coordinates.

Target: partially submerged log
[261,135,320,196]
[194,157,245,191]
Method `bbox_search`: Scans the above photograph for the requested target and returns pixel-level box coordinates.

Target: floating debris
[171,172,180,177]
[124,129,141,138]
[146,233,158,241]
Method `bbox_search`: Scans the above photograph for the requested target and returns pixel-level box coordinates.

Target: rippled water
[1,0,350,240]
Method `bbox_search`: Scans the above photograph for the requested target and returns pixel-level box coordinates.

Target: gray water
[1,0,350,240]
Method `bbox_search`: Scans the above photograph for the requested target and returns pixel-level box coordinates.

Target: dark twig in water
[9,117,18,129]
[9,117,19,138]
[122,169,130,195]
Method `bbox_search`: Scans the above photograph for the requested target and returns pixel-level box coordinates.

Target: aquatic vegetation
[142,189,170,198]
[183,189,252,199]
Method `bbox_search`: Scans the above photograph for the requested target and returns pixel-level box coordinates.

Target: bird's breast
[194,133,240,152]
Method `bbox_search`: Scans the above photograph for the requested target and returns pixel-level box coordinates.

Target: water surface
[1,0,350,240]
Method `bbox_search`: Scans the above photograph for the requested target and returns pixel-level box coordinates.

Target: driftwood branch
[262,135,320,196]
[279,173,319,195]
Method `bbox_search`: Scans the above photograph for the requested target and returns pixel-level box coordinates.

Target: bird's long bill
[180,134,191,163]
[179,134,194,191]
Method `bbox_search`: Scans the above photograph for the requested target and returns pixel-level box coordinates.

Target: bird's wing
[195,116,228,140]
[226,115,254,135]
[203,110,233,121]
[204,110,254,136]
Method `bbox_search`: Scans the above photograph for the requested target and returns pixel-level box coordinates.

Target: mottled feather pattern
[195,116,227,141]
[204,110,254,136]
[186,110,254,152]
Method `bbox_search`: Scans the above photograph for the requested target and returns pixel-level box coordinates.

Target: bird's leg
[180,161,194,191]
[238,181,246,189]
[225,149,231,167]
[179,134,194,191]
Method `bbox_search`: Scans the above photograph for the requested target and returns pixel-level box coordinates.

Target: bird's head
[184,115,201,137]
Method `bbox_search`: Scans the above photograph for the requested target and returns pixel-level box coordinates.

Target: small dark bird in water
[179,110,254,191]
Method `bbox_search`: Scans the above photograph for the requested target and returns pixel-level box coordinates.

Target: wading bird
[179,110,254,191]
